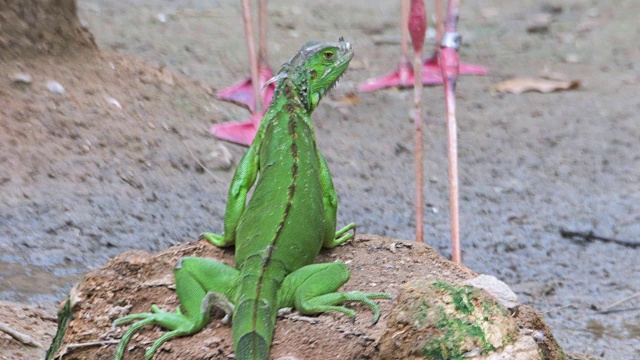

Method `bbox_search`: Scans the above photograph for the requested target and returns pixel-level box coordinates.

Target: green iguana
[113,38,391,360]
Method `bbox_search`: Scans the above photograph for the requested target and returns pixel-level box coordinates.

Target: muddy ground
[1,0,639,358]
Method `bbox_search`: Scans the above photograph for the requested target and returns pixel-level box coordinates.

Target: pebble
[463,274,519,310]
[47,81,65,95]
[204,143,234,171]
[564,53,581,63]
[106,97,122,109]
[155,13,167,23]
[10,72,32,84]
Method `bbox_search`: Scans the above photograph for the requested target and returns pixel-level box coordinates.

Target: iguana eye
[323,51,335,60]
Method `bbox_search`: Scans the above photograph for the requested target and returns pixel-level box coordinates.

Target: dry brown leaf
[491,77,580,94]
[337,92,360,106]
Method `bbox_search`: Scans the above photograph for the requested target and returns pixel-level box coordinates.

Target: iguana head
[268,38,353,111]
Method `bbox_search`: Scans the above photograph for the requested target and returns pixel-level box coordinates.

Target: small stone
[527,13,552,34]
[107,305,132,320]
[463,274,519,310]
[155,13,167,23]
[10,72,32,84]
[106,97,122,109]
[564,53,581,63]
[47,81,65,95]
[204,143,234,171]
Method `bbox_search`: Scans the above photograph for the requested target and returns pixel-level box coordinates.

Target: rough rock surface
[378,279,564,360]
[46,235,565,359]
[463,274,520,310]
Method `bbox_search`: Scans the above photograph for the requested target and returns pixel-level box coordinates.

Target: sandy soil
[1,0,639,358]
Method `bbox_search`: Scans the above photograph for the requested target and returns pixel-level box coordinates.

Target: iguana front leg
[113,258,240,360]
[278,262,391,325]
[201,143,260,247]
[316,151,356,248]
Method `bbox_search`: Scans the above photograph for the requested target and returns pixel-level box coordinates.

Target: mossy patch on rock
[379,279,520,359]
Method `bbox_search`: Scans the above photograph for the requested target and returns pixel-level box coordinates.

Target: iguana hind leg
[113,257,239,360]
[279,262,391,326]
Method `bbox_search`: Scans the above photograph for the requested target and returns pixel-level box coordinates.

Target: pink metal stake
[212,0,274,146]
[359,0,486,93]
[408,0,427,243]
[440,0,462,264]
[216,0,274,113]
[359,0,442,93]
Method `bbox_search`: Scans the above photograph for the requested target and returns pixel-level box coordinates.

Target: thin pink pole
[401,0,410,60]
[408,0,427,243]
[434,0,444,48]
[440,0,462,263]
[241,0,261,113]
[257,0,268,65]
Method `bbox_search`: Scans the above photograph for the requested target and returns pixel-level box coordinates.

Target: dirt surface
[1,0,639,358]
[45,235,565,359]
[0,0,96,59]
[0,300,58,360]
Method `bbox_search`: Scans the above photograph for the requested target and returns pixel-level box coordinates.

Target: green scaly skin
[113,38,391,360]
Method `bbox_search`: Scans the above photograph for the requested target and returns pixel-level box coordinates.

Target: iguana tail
[233,254,287,360]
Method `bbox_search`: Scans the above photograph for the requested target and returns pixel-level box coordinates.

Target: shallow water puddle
[0,260,83,303]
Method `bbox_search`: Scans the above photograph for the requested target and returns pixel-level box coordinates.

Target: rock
[484,333,539,360]
[203,143,234,171]
[526,13,552,34]
[564,53,582,63]
[378,279,520,359]
[45,235,566,360]
[46,81,65,95]
[463,274,519,310]
[106,97,122,109]
[155,13,168,23]
[10,72,32,84]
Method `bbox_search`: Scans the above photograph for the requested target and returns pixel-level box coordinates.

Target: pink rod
[440,0,462,263]
[241,0,261,113]
[408,0,427,243]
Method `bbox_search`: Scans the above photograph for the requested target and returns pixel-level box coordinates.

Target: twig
[559,228,640,248]
[597,307,640,315]
[541,304,572,314]
[54,340,120,359]
[599,292,640,314]
[64,340,120,349]
[181,140,223,183]
[283,314,319,324]
[0,322,43,348]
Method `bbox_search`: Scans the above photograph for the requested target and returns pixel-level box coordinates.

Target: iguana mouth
[325,38,353,93]
[336,37,354,70]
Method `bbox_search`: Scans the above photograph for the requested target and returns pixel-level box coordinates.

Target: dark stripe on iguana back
[250,90,300,355]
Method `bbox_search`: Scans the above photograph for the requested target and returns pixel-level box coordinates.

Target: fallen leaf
[491,77,580,94]
[337,92,360,106]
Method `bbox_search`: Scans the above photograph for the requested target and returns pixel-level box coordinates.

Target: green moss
[413,299,432,327]
[433,281,475,315]
[419,307,496,359]
[45,297,72,360]
[412,282,503,359]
